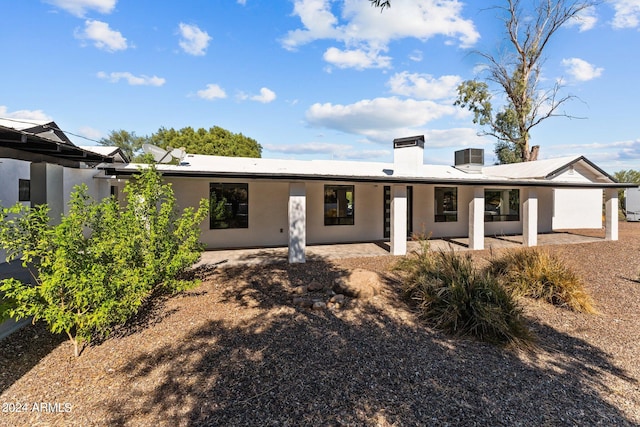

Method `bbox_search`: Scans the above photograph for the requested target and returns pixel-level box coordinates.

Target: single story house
[101,135,637,263]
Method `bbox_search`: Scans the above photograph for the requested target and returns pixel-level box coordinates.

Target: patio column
[604,188,618,241]
[390,184,407,255]
[523,188,538,247]
[288,182,306,263]
[469,186,484,250]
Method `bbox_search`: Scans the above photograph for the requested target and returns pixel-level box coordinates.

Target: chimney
[393,135,425,175]
[454,148,484,173]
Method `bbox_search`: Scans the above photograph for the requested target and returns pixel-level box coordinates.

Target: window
[110,185,118,201]
[325,185,354,225]
[434,187,457,222]
[484,189,520,222]
[210,183,249,229]
[18,179,30,202]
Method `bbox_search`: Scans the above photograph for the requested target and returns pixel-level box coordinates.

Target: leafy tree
[0,167,207,356]
[454,0,597,163]
[614,169,640,214]
[98,129,148,162]
[148,126,262,158]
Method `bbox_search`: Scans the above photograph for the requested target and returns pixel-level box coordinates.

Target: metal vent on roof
[455,148,484,166]
[393,135,425,149]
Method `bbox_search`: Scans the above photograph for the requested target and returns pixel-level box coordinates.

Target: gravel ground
[1,222,639,427]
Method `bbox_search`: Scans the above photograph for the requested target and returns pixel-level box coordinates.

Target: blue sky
[2,0,640,173]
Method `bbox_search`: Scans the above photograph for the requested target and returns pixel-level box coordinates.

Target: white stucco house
[99,135,636,263]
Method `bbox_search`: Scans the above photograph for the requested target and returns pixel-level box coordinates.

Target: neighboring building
[101,135,636,263]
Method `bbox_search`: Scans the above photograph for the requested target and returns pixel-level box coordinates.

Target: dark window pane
[324,185,354,226]
[18,179,30,202]
[210,183,249,229]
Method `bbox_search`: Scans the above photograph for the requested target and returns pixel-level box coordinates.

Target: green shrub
[488,248,596,314]
[0,166,207,356]
[397,244,533,348]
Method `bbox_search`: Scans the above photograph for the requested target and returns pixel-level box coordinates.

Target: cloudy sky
[2,0,639,172]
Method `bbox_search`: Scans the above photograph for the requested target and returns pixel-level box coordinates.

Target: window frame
[434,186,458,222]
[484,188,520,222]
[209,182,249,229]
[18,179,30,202]
[324,185,355,226]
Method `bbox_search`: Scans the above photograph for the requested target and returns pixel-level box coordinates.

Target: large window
[18,179,30,202]
[434,187,457,222]
[325,185,354,225]
[484,189,520,222]
[210,183,249,229]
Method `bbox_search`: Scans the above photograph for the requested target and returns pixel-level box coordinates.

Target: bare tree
[371,0,598,163]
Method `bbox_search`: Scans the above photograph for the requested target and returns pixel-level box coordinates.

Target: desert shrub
[488,248,596,314]
[397,243,533,348]
[0,166,208,356]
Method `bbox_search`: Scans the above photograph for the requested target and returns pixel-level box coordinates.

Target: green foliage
[99,129,147,162]
[488,248,596,314]
[148,126,262,158]
[613,170,640,215]
[396,241,533,348]
[0,166,207,356]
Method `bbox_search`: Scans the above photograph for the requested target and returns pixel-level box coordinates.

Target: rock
[292,297,313,308]
[293,285,308,295]
[333,269,383,299]
[308,280,324,291]
[312,301,327,310]
[330,294,345,304]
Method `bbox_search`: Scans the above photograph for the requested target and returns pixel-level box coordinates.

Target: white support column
[605,188,618,241]
[523,188,538,247]
[288,182,306,263]
[30,163,64,224]
[469,186,484,250]
[390,185,407,255]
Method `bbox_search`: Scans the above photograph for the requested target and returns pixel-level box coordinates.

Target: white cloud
[97,71,165,86]
[44,0,116,17]
[77,126,103,140]
[197,84,227,100]
[561,57,603,81]
[567,6,598,31]
[409,49,423,62]
[75,20,128,52]
[323,46,391,69]
[251,87,277,103]
[237,0,247,4]
[387,72,462,100]
[611,0,640,29]
[0,106,52,121]
[306,96,457,142]
[178,23,212,56]
[282,0,479,70]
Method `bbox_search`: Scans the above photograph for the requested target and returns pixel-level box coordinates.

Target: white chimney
[393,135,425,175]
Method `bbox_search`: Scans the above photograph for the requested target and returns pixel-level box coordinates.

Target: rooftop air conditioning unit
[454,148,484,173]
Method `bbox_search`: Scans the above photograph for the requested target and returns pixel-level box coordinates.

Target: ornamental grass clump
[397,243,533,348]
[488,248,596,314]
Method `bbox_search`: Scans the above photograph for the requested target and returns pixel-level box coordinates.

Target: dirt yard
[1,223,639,426]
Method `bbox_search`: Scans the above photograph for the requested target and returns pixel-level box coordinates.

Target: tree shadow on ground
[104,258,638,426]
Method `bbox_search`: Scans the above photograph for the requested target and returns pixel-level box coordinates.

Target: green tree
[614,169,640,215]
[0,167,207,356]
[98,129,148,161]
[148,126,262,158]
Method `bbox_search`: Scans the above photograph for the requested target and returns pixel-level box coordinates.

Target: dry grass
[488,247,597,313]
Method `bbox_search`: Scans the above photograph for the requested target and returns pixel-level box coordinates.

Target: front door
[383,185,413,239]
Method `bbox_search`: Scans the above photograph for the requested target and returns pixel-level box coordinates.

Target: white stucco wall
[0,158,31,207]
[552,188,602,229]
[62,168,111,214]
